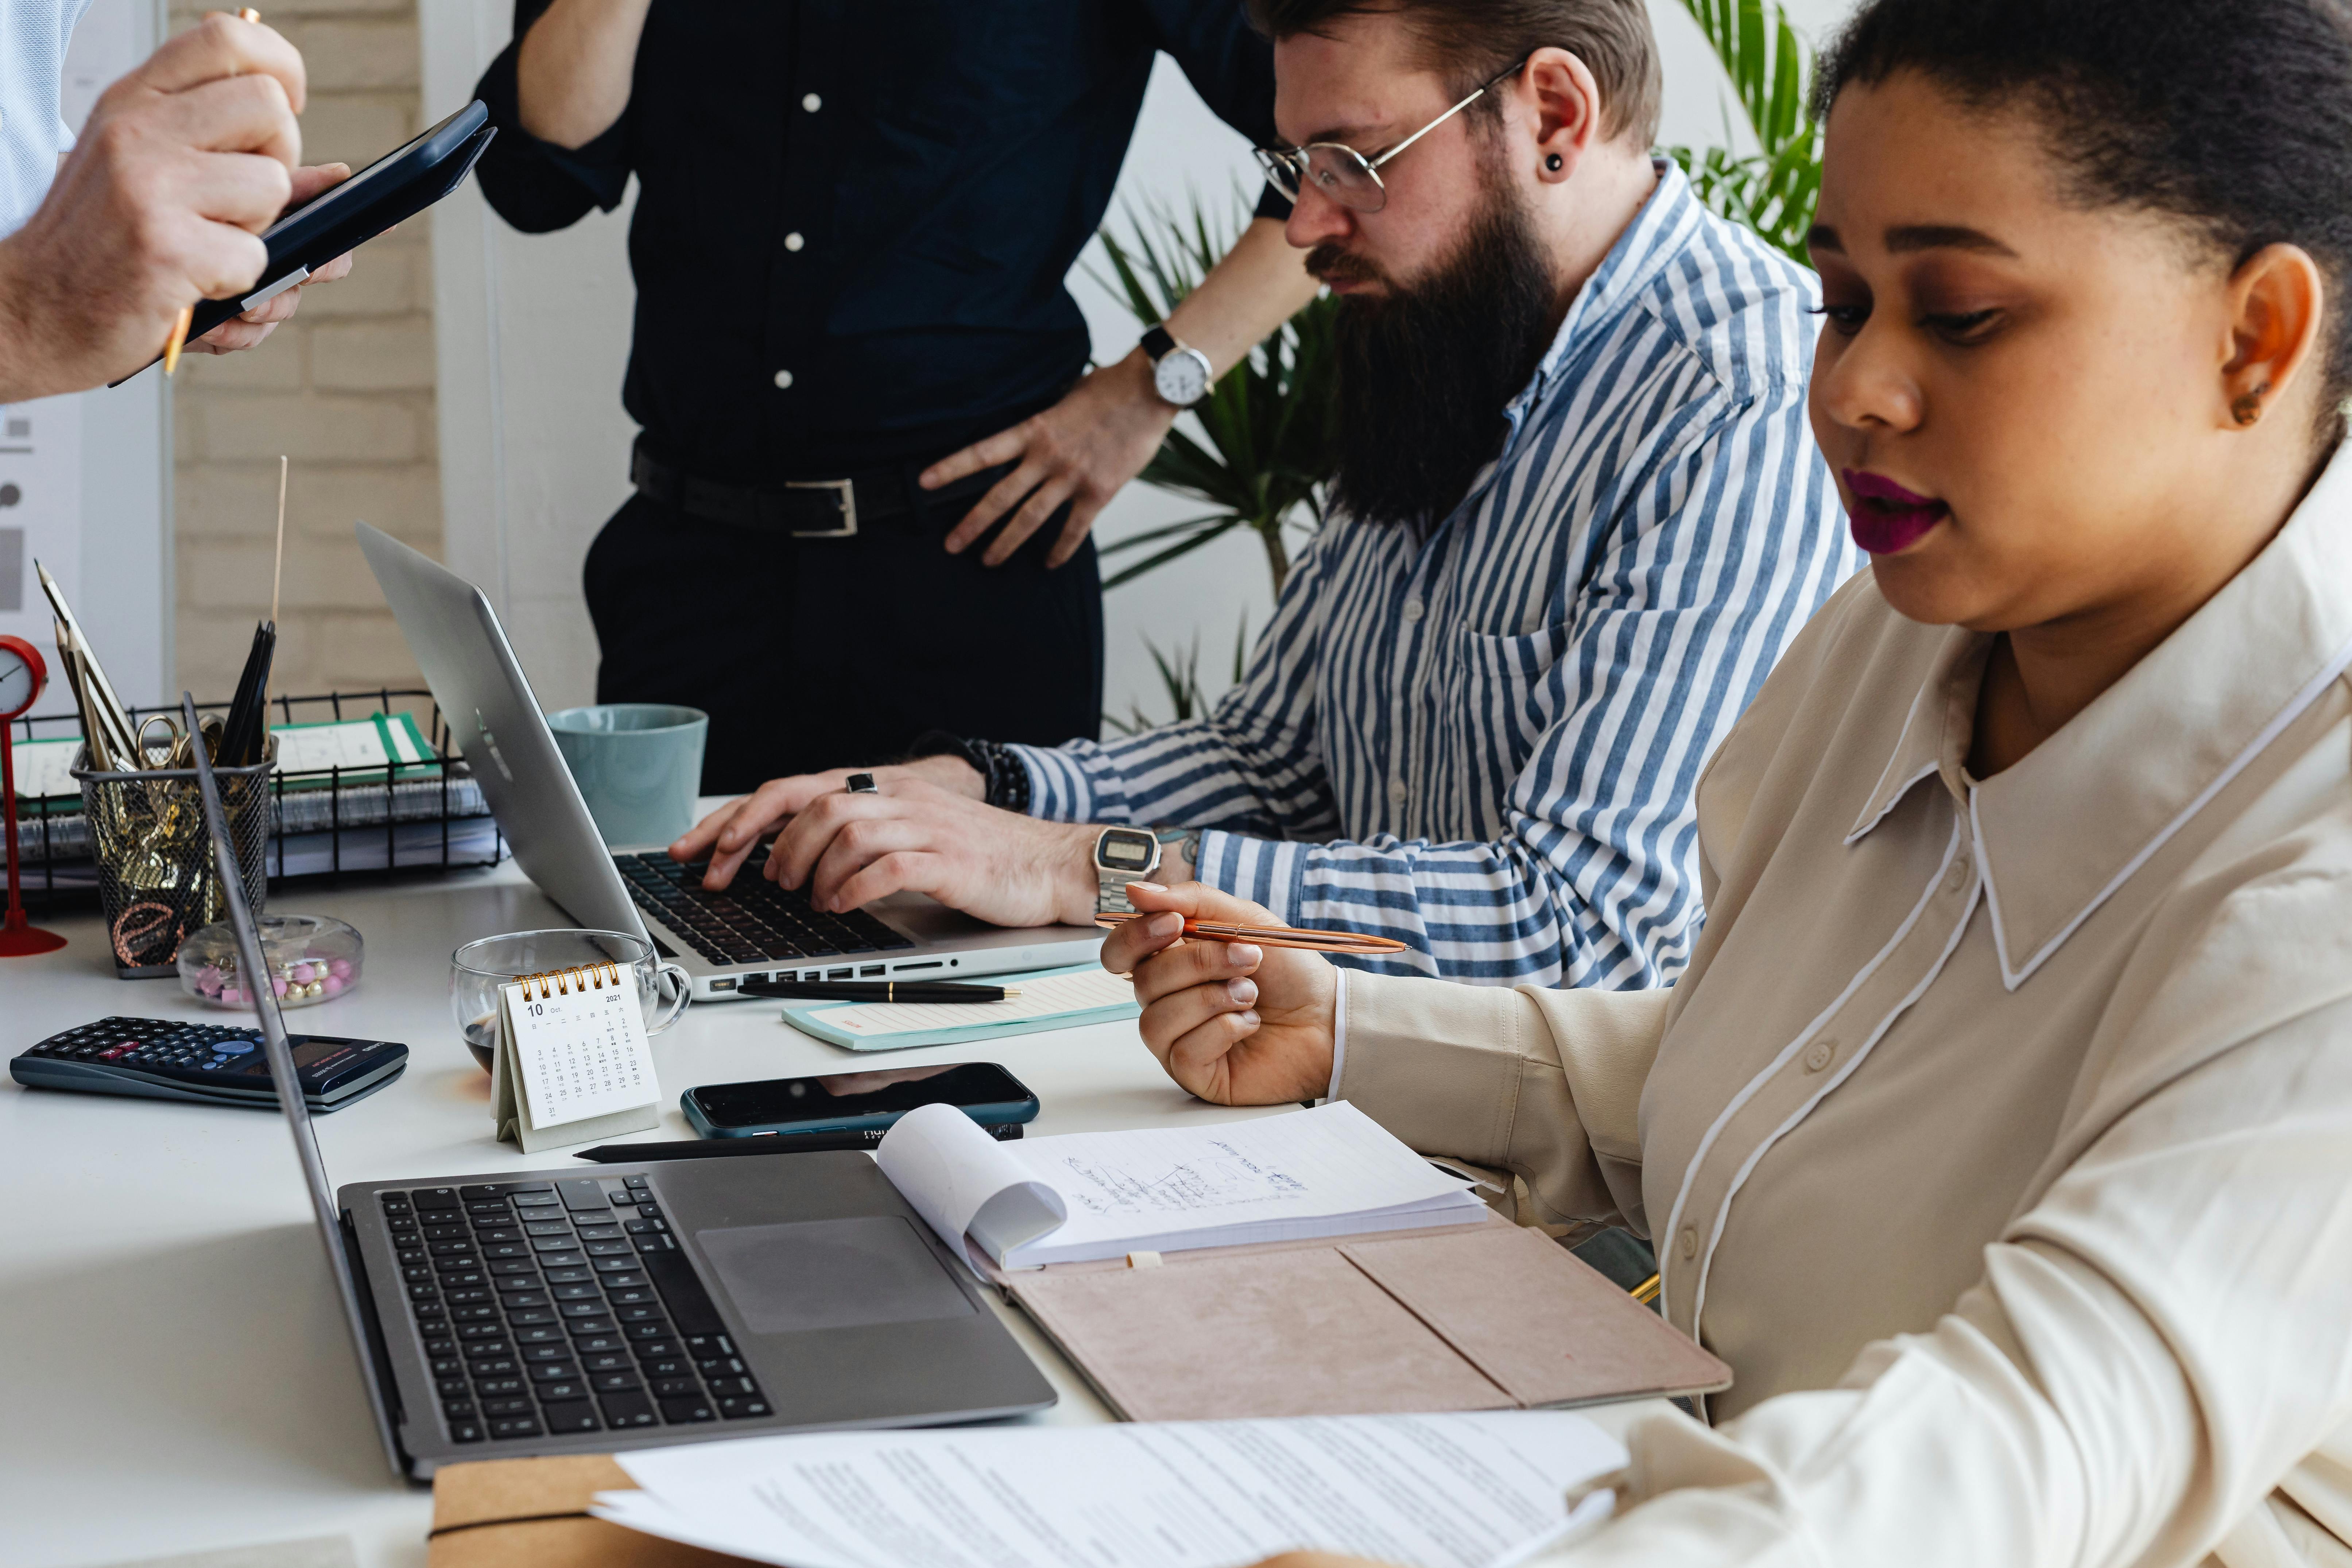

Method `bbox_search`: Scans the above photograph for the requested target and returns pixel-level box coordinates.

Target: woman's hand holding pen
[1102,881,1338,1107]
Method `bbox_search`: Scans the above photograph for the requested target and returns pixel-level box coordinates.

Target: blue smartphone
[680,1062,1040,1139]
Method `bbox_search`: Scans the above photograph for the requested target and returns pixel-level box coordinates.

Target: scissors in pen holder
[1093,911,1409,956]
[137,710,224,771]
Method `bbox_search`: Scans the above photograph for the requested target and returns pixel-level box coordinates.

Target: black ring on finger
[845,773,879,794]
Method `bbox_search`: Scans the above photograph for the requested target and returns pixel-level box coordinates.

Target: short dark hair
[1248,0,1662,148]
[1815,0,2352,439]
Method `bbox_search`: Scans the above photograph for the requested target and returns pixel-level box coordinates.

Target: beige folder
[991,1216,1730,1423]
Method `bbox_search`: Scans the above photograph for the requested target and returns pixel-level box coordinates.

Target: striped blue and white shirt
[1014,163,1861,987]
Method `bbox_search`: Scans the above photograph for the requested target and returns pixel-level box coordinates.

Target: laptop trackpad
[696,1216,977,1335]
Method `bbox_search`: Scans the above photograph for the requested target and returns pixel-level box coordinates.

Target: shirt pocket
[1444,622,1574,839]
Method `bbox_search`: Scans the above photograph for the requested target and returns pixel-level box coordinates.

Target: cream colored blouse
[1333,452,2352,1567]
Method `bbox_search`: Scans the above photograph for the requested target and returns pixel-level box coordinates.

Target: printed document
[874,1099,1485,1267]
[593,1411,1626,1568]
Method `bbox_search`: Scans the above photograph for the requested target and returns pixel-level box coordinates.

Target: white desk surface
[4,856,1659,1568]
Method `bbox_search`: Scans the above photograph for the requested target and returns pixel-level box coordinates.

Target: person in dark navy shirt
[474,0,1315,791]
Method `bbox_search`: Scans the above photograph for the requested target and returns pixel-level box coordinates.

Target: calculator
[11,1017,409,1111]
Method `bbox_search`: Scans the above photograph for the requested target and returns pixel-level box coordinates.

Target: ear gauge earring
[2232,380,2274,426]
[1544,153,1564,173]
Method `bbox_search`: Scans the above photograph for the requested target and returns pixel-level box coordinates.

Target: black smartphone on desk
[682,1063,1039,1139]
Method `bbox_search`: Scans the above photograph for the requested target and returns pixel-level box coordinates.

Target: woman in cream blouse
[1105,0,2352,1562]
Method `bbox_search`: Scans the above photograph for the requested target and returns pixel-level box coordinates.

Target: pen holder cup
[73,739,275,979]
[450,928,691,1073]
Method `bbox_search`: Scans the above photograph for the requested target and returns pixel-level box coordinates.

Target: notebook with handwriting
[875,1099,1487,1268]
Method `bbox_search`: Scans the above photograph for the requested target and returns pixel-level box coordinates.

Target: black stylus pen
[575,1123,1027,1162]
[737,978,1021,1003]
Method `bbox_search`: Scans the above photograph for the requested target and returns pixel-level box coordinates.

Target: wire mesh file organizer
[9,689,507,914]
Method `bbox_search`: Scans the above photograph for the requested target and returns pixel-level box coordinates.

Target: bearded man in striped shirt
[675,0,1861,989]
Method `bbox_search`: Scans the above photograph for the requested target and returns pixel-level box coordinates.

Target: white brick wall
[170,0,438,703]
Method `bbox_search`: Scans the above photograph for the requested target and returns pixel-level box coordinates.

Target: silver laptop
[176,693,1056,1480]
[356,522,1102,1001]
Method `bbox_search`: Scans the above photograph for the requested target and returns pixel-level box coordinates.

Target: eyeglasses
[1254,55,1531,216]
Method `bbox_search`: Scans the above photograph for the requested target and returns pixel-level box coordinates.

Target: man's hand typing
[674,770,1103,929]
[674,756,1119,931]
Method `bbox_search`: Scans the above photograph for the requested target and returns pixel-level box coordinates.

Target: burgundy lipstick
[1841,469,1950,555]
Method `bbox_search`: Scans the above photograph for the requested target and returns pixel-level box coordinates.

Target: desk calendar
[488,964,662,1152]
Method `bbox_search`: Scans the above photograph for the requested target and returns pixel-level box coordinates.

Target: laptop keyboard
[613,848,915,969]
[381,1174,772,1444]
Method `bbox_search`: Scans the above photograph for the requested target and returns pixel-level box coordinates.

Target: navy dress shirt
[474,0,1287,483]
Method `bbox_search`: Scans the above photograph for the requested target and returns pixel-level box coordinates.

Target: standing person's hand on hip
[917,213,1320,569]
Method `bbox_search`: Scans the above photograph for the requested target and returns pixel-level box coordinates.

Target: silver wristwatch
[1093,827,1161,916]
[1140,323,1212,408]
[1092,826,1194,915]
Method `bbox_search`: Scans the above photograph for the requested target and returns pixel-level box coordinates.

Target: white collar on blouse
[1845,440,2352,988]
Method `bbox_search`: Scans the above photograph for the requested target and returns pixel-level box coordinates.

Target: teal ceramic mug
[546,703,708,847]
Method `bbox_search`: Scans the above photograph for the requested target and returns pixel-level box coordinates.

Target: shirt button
[772,369,795,390]
[1802,1037,1837,1074]
[784,232,805,252]
[1677,1225,1698,1259]
[1401,598,1424,622]
[801,93,822,113]
[1944,857,1971,894]
[1387,779,1407,806]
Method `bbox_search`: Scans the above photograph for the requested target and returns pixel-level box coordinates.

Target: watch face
[1096,828,1158,871]
[1153,348,1211,407]
[0,648,34,719]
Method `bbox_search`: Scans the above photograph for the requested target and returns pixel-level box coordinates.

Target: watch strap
[908,730,1031,815]
[1140,324,1177,363]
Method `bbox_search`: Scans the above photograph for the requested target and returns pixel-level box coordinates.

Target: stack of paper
[593,1411,1626,1568]
[875,1099,1487,1269]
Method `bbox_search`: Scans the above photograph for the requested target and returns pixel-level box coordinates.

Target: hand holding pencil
[1098,880,1343,1108]
[0,9,333,396]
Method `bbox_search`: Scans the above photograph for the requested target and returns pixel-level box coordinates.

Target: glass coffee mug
[450,929,690,1072]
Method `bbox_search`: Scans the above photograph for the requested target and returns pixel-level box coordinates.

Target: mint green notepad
[779,964,1139,1052]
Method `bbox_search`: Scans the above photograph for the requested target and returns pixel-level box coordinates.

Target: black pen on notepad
[737,979,1020,1004]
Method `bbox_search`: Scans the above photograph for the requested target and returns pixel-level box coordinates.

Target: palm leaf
[1661,0,1823,264]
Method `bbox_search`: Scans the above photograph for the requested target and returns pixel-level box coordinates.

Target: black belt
[629,437,1005,539]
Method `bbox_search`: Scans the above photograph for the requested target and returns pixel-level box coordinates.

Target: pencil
[1093,909,1409,956]
[161,306,193,375]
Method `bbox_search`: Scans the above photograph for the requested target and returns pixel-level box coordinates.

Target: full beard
[1318,179,1560,533]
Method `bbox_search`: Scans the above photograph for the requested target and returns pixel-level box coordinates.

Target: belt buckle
[787,478,857,538]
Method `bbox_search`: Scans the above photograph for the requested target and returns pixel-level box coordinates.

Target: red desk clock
[0,633,67,956]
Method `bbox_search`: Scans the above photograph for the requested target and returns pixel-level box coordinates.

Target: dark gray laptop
[178,694,1054,1480]
[355,522,1101,1003]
